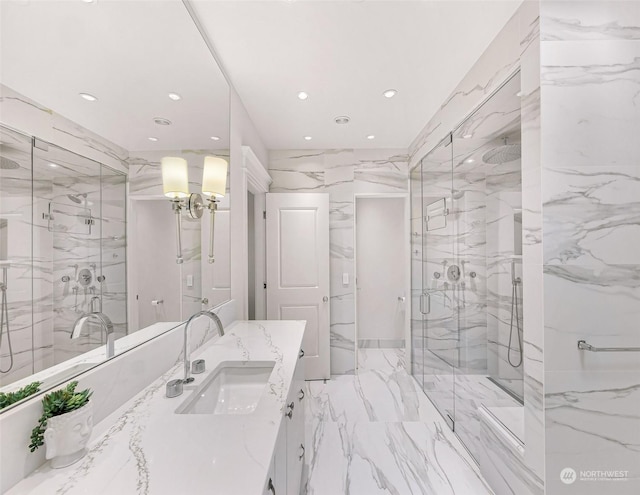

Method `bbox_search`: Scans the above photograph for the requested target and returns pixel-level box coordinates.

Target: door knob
[323,296,328,302]
[151,299,164,306]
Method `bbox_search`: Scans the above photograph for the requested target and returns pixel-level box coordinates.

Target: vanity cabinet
[265,350,306,495]
[285,353,306,495]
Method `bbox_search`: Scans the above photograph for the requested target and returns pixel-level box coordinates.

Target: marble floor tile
[304,349,493,495]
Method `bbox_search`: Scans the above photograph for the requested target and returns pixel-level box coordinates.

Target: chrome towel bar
[577,340,640,352]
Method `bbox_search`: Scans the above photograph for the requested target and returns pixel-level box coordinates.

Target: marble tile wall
[269,149,408,375]
[539,1,640,493]
[486,175,524,400]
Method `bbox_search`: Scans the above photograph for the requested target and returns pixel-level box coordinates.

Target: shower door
[420,135,457,430]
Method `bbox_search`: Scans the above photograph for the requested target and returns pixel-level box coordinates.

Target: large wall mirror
[0,0,230,409]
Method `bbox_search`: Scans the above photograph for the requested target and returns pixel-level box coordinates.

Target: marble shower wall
[269,149,408,375]
[486,172,524,400]
[540,2,640,493]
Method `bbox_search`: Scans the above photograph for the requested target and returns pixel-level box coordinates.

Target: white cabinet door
[266,193,330,380]
[285,356,306,495]
[270,420,287,495]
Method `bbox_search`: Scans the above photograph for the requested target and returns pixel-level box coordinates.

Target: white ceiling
[0,0,230,151]
[190,0,523,150]
[0,0,522,153]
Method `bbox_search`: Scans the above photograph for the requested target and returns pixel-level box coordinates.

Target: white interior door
[266,193,330,380]
[356,197,406,347]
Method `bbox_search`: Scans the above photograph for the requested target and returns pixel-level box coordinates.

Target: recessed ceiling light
[48,162,58,168]
[334,116,350,125]
[168,92,182,101]
[463,134,473,139]
[383,89,397,98]
[464,158,475,164]
[367,135,375,140]
[79,93,97,102]
[210,136,220,141]
[304,136,312,141]
[148,137,158,142]
[81,0,95,3]
[297,91,309,100]
[153,117,172,126]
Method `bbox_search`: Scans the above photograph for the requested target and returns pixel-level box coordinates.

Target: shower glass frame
[410,70,524,462]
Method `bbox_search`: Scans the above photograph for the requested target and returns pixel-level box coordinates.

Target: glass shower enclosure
[410,72,524,462]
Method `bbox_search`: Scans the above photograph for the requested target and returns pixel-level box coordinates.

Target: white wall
[355,197,406,344]
[229,88,269,320]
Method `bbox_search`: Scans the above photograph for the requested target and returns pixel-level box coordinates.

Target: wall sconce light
[202,156,228,263]
[161,157,204,264]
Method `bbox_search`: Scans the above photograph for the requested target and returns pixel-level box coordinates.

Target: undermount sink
[176,361,276,415]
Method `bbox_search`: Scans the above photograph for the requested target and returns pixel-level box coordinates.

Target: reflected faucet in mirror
[70,312,115,359]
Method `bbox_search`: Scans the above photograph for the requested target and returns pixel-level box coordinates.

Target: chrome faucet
[70,312,115,358]
[181,310,224,384]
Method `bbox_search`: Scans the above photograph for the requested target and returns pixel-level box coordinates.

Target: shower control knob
[470,272,477,278]
[201,298,209,305]
[61,275,71,283]
[97,275,106,282]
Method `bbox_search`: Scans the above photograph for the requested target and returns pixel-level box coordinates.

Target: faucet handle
[192,359,206,374]
[166,379,184,398]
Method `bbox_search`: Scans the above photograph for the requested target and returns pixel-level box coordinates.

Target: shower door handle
[420,293,430,315]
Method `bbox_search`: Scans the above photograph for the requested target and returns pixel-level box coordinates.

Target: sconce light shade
[161,157,189,199]
[202,156,228,198]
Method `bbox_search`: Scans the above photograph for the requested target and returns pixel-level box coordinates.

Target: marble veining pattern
[304,348,493,495]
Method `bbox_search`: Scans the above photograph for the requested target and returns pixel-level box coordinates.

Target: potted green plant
[29,381,93,468]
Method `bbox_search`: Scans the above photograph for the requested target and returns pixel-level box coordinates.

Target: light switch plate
[187,274,194,288]
[342,273,349,285]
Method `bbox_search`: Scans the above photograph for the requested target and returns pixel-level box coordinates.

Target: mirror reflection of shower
[67,193,87,205]
[0,219,13,373]
[508,259,523,368]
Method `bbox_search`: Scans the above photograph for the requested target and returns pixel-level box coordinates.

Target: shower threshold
[486,376,524,405]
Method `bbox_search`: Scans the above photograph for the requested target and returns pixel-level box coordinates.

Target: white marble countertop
[8,320,305,495]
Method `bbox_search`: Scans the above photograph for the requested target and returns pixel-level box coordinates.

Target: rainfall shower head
[0,157,20,170]
[482,138,521,165]
[67,193,87,204]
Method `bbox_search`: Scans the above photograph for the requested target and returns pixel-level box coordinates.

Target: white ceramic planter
[44,401,93,469]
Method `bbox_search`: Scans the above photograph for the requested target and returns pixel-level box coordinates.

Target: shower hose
[0,271,13,373]
[507,277,523,368]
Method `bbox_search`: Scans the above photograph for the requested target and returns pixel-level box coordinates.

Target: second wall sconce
[161,156,228,265]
